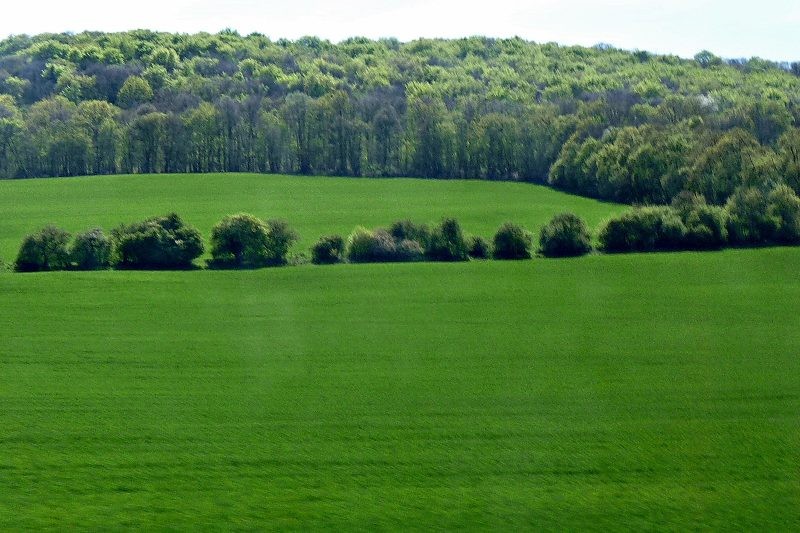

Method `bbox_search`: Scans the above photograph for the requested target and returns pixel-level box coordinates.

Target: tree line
[0,32,799,206]
[13,180,800,273]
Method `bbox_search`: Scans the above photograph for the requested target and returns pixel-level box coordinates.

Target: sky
[1,0,798,61]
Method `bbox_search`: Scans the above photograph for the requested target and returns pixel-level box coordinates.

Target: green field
[1,175,799,529]
[0,173,621,263]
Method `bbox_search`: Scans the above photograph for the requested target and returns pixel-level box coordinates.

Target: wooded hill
[0,31,798,205]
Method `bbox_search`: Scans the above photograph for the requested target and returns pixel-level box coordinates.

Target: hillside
[0,172,622,263]
[0,32,798,205]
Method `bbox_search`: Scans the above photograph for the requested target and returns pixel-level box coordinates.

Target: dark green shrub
[263,219,299,266]
[492,222,533,259]
[15,225,71,272]
[395,239,425,262]
[539,213,592,257]
[345,227,423,263]
[389,220,431,248]
[71,228,111,270]
[671,191,707,216]
[112,213,203,269]
[767,185,800,244]
[426,218,469,261]
[346,227,378,263]
[210,213,270,268]
[210,215,298,268]
[311,234,346,264]
[468,236,491,259]
[598,207,686,253]
[683,205,729,249]
[725,187,779,245]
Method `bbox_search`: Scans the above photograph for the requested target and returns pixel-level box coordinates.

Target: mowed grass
[0,173,621,262]
[1,249,799,529]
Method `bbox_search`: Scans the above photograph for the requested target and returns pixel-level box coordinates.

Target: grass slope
[0,173,620,262]
[1,249,799,529]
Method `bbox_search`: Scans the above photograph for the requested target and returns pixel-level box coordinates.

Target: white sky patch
[0,0,797,61]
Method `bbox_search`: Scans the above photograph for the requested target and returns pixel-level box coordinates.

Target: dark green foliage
[767,185,800,244]
[345,227,425,263]
[345,227,380,263]
[492,222,533,260]
[389,220,431,248]
[725,188,779,245]
[311,235,346,265]
[598,207,686,253]
[112,213,204,269]
[539,213,592,257]
[467,236,491,259]
[346,227,397,263]
[209,213,271,268]
[672,193,729,249]
[71,228,111,270]
[264,219,299,266]
[426,218,469,262]
[15,225,71,272]
[683,205,729,249]
[395,239,425,262]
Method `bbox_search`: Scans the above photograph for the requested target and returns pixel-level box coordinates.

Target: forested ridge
[0,30,799,205]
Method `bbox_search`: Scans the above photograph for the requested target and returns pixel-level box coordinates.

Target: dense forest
[0,30,799,205]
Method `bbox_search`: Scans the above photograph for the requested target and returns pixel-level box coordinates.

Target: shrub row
[14,185,800,272]
[598,185,800,253]
[13,215,550,272]
[312,218,538,265]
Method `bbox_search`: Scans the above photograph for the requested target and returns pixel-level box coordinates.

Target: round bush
[598,207,686,253]
[210,213,271,268]
[492,222,533,260]
[426,218,469,262]
[345,227,424,263]
[15,225,71,272]
[346,227,378,263]
[264,219,299,266]
[112,213,203,269]
[725,187,779,245]
[210,215,298,268]
[389,220,431,248]
[683,205,728,249]
[311,235,345,264]
[468,236,491,259]
[768,185,800,244]
[539,213,592,257]
[395,239,425,262]
[72,228,111,270]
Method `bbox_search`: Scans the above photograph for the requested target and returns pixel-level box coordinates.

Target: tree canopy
[0,31,798,205]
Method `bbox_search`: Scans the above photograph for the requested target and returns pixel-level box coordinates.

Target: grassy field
[0,173,621,263]
[1,249,799,529]
[1,175,798,528]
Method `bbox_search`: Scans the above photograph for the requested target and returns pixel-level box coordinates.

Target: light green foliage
[0,31,799,207]
[117,75,153,108]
